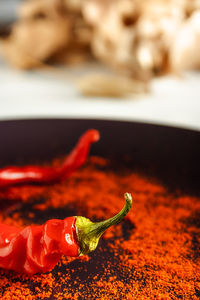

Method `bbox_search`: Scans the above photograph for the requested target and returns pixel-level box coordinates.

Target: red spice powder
[0,156,200,299]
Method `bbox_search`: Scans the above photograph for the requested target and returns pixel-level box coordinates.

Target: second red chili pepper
[0,193,132,275]
[0,129,99,187]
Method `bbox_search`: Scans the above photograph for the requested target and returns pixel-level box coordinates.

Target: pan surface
[0,119,200,299]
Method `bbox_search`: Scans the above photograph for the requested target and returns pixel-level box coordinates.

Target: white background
[0,61,200,131]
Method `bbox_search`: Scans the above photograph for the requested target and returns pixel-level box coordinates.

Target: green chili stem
[76,193,132,255]
[88,192,132,238]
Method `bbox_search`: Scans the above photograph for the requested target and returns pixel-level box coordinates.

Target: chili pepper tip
[87,129,100,142]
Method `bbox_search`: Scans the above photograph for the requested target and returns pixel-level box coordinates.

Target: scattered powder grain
[0,156,199,299]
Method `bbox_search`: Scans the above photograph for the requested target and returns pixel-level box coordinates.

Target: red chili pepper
[0,129,100,187]
[0,193,132,275]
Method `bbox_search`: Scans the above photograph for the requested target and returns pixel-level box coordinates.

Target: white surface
[0,62,200,131]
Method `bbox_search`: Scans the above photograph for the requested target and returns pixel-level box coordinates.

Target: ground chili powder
[0,156,200,299]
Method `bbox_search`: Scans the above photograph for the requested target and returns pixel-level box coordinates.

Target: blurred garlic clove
[82,0,108,26]
[1,18,70,69]
[170,11,200,71]
[137,43,154,71]
[136,41,167,75]
[76,73,148,98]
[136,17,161,39]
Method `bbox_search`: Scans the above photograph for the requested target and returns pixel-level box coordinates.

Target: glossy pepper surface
[0,129,99,187]
[0,193,132,275]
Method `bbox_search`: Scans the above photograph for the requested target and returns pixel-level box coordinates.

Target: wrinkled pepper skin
[0,193,133,275]
[0,217,79,275]
[0,129,100,187]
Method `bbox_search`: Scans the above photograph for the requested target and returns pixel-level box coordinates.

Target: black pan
[0,119,199,194]
[0,119,199,299]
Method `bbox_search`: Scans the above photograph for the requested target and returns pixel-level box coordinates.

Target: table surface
[0,61,200,131]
